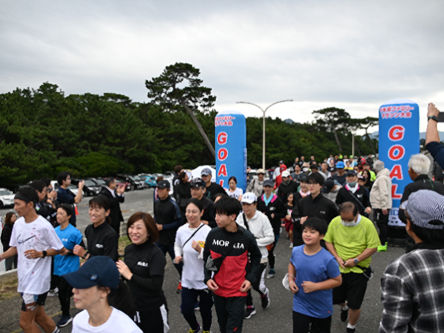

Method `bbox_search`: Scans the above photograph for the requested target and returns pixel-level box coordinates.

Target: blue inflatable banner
[378,99,419,227]
[215,111,247,191]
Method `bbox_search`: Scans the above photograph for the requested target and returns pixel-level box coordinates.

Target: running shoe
[346,328,356,333]
[377,243,388,252]
[261,290,270,309]
[57,315,73,328]
[244,306,256,319]
[188,326,200,333]
[340,308,348,322]
[266,269,275,279]
[48,287,59,297]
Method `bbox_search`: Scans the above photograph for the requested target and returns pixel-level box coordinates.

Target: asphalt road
[0,189,405,332]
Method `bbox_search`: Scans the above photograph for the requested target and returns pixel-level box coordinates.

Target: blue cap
[63,256,120,289]
[336,161,345,169]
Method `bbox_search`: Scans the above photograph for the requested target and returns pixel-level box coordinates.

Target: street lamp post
[236,99,293,170]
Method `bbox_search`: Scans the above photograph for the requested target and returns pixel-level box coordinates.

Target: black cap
[323,179,335,193]
[346,170,357,177]
[190,178,206,189]
[299,174,309,183]
[157,180,170,189]
[263,179,274,187]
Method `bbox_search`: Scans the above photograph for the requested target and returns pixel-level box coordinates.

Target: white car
[0,188,14,208]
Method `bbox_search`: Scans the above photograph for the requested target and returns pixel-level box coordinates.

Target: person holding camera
[426,102,444,169]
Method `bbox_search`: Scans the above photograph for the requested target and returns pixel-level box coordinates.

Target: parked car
[67,185,82,196]
[0,188,14,209]
[144,175,157,188]
[83,179,101,196]
[133,175,149,189]
[116,174,144,191]
[91,177,106,188]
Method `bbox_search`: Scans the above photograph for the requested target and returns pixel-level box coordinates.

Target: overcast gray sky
[1,0,443,130]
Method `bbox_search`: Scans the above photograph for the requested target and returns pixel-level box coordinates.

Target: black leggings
[134,304,168,333]
[268,233,280,269]
[292,311,331,333]
[54,275,72,316]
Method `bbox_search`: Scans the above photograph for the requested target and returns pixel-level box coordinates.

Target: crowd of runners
[1,146,444,333]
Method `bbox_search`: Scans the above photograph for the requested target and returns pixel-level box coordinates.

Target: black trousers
[292,311,331,333]
[181,287,213,331]
[213,294,246,333]
[375,209,390,244]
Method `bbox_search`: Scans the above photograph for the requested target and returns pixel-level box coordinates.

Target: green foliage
[0,80,378,189]
[145,62,216,113]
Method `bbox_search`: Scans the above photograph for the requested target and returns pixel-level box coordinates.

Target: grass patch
[0,273,18,301]
[118,235,131,257]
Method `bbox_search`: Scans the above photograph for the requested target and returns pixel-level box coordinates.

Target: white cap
[241,192,257,204]
[282,170,290,177]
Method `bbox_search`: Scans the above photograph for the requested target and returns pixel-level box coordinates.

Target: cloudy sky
[1,0,444,130]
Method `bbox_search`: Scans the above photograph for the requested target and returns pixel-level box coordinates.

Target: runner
[0,185,64,333]
[53,204,84,328]
[73,196,118,261]
[225,176,243,201]
[153,180,183,289]
[336,171,372,217]
[288,217,342,333]
[64,256,142,333]
[293,173,338,247]
[1,211,18,270]
[203,197,261,333]
[190,178,216,228]
[236,192,274,319]
[116,212,169,333]
[174,199,213,333]
[257,179,286,278]
[56,172,84,226]
[201,167,225,202]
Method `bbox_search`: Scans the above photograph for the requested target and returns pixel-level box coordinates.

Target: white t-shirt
[174,223,211,290]
[10,215,64,294]
[226,187,243,200]
[72,307,142,333]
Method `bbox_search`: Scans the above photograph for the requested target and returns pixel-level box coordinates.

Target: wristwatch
[42,250,47,258]
[428,115,439,122]
[353,258,359,265]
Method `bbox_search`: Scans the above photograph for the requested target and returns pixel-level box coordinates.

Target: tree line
[0,63,378,190]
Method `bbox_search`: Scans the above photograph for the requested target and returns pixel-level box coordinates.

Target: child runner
[288,217,342,333]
